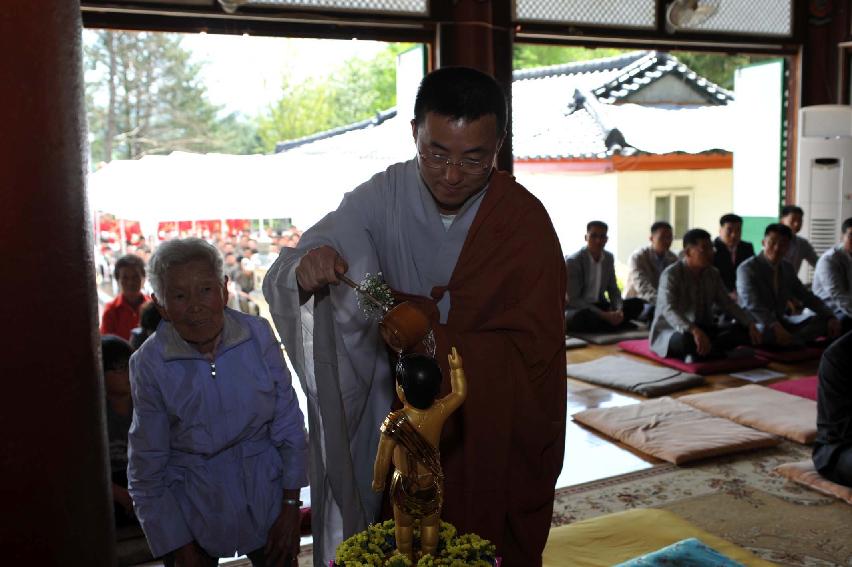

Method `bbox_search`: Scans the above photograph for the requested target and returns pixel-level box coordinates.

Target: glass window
[655,195,671,224]
[514,0,655,28]
[247,0,427,14]
[674,194,690,238]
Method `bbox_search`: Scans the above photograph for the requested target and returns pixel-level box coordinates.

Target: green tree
[85,30,259,163]
[513,45,627,70]
[672,51,768,90]
[256,43,413,152]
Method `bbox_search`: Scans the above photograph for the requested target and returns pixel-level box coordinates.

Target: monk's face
[412,112,503,214]
[843,226,852,254]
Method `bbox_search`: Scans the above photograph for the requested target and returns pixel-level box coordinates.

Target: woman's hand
[265,499,301,566]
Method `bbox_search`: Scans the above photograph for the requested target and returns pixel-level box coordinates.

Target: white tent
[87,117,415,236]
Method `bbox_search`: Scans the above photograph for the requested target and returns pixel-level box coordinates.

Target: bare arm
[372,434,395,492]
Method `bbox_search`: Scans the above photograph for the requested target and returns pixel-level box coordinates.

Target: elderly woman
[127,238,307,567]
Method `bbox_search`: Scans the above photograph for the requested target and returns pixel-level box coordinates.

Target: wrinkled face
[154,259,228,345]
[585,225,609,256]
[844,227,852,253]
[719,222,742,248]
[781,213,803,234]
[650,227,674,255]
[412,113,503,214]
[763,232,791,264]
[118,266,144,297]
[685,238,714,270]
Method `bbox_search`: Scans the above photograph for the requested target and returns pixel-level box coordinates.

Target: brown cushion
[679,385,817,444]
[774,460,852,505]
[572,397,780,465]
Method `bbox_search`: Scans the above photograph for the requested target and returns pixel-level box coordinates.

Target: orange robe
[398,170,567,567]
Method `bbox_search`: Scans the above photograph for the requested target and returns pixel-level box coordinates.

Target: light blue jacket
[127,308,308,558]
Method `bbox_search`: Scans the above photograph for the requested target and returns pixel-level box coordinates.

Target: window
[653,189,692,239]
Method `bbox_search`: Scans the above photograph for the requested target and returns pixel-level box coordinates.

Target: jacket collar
[159,308,251,361]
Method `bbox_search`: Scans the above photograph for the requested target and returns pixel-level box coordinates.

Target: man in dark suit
[737,223,840,346]
[814,330,852,487]
[713,213,754,299]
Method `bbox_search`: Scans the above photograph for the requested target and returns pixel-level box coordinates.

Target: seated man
[713,213,755,299]
[651,228,761,361]
[813,329,852,488]
[813,217,852,334]
[566,220,643,333]
[625,221,678,322]
[780,205,819,276]
[737,223,841,346]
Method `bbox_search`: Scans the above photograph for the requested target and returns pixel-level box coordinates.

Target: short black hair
[764,223,793,240]
[139,301,162,333]
[114,254,146,280]
[587,220,608,232]
[413,67,508,136]
[101,335,132,373]
[396,354,443,410]
[651,221,673,234]
[719,213,743,227]
[843,217,852,233]
[780,205,804,218]
[683,228,712,248]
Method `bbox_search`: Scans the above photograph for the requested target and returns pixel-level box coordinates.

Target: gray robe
[262,158,485,566]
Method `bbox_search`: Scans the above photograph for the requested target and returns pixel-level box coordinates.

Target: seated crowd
[564,212,852,361]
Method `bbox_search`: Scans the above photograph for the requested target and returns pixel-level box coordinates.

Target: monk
[372,348,467,562]
[264,66,567,567]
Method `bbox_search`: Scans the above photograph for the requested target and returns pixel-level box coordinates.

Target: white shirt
[587,250,603,304]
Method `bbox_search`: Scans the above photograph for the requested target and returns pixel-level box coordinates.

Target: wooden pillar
[801,0,851,106]
[433,1,514,172]
[0,2,115,564]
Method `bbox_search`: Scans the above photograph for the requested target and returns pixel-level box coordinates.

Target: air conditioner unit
[795,105,852,281]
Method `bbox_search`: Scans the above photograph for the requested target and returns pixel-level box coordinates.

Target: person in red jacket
[100,254,149,340]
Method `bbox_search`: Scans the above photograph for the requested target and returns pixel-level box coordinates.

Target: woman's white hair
[148,238,225,300]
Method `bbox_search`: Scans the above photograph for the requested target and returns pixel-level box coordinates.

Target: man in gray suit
[566,221,643,333]
[813,217,852,334]
[737,223,840,346]
[625,221,678,322]
[651,228,761,360]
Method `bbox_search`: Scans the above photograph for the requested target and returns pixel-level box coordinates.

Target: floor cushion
[618,339,768,376]
[572,397,780,465]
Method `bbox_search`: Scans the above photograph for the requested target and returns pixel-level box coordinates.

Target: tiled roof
[277,50,737,161]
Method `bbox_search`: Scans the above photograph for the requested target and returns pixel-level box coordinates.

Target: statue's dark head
[396,354,443,410]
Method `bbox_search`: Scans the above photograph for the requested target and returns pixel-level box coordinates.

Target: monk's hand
[748,323,762,346]
[691,327,711,356]
[448,347,462,370]
[372,478,385,492]
[295,245,348,292]
[265,499,300,566]
[827,317,842,339]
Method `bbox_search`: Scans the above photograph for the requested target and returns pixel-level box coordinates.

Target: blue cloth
[127,308,308,558]
[614,537,745,566]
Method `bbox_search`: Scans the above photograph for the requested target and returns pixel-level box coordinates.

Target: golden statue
[371,347,467,562]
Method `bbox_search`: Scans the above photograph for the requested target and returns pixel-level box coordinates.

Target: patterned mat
[551,442,852,566]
